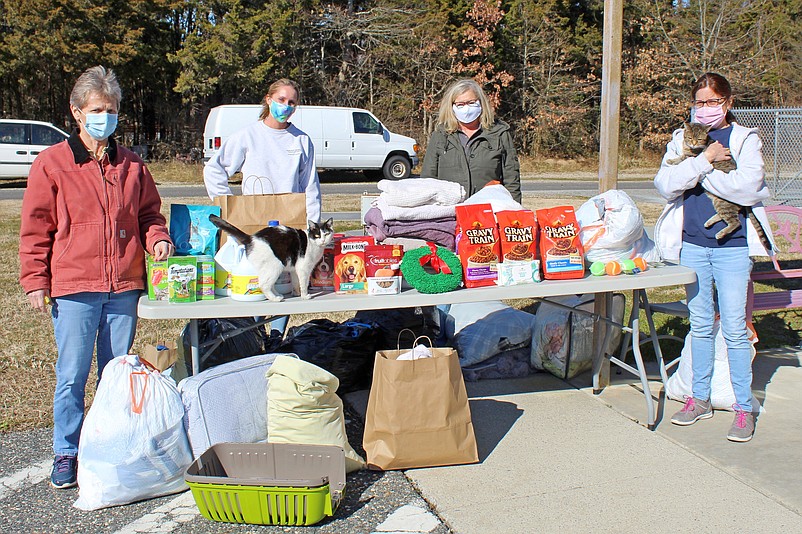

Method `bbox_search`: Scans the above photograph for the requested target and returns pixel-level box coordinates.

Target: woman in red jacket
[19,66,173,489]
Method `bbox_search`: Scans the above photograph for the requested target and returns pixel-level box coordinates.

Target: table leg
[189,319,200,376]
[591,292,612,392]
[629,318,656,428]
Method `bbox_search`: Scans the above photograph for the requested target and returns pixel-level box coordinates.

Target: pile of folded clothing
[364,178,466,250]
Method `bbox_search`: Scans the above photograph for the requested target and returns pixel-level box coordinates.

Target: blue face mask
[269,100,295,123]
[82,111,118,140]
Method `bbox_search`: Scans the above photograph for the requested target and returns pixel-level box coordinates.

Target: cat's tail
[208,214,251,246]
[746,209,773,253]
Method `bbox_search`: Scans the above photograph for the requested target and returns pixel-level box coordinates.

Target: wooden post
[594,0,624,391]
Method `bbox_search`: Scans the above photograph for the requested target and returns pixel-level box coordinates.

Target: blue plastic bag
[170,204,221,256]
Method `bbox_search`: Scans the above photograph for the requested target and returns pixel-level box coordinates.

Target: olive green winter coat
[421,120,521,202]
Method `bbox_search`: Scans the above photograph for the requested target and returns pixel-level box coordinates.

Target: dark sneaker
[727,406,755,442]
[50,455,77,489]
[670,396,713,426]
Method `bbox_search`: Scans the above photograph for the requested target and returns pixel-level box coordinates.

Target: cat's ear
[324,217,334,229]
[682,121,689,128]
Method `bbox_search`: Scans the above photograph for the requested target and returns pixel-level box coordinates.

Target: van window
[0,123,27,144]
[32,124,67,145]
[353,112,382,134]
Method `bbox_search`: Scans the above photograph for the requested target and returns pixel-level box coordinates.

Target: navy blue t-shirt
[682,126,747,248]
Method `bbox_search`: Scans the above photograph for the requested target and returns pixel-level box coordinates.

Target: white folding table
[138,263,696,427]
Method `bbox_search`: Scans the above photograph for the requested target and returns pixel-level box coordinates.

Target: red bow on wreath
[418,243,452,274]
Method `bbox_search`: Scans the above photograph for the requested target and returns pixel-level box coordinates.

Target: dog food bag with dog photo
[365,244,403,295]
[536,206,585,280]
[496,210,540,285]
[310,233,345,291]
[455,203,500,288]
[334,236,375,294]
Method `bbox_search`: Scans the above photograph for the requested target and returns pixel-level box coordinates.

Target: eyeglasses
[692,97,727,108]
[453,99,479,109]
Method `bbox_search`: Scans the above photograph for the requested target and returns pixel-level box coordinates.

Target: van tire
[383,155,411,180]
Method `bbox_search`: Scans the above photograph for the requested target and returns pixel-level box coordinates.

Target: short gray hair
[69,66,122,109]
[437,78,495,133]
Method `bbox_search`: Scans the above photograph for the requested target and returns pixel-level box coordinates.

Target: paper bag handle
[396,328,433,350]
[413,335,434,349]
[242,175,276,195]
[396,328,416,349]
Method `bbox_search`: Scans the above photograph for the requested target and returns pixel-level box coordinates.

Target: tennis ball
[590,261,606,276]
[620,259,636,274]
[605,261,622,276]
[633,257,648,272]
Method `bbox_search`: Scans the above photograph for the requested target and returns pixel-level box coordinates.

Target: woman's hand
[27,289,51,314]
[153,240,173,261]
[704,141,732,165]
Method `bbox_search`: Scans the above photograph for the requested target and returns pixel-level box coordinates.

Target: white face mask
[453,101,482,124]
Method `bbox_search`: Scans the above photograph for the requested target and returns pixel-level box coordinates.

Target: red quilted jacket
[19,134,171,297]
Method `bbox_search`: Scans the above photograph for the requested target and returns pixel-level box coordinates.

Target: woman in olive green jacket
[421,79,521,202]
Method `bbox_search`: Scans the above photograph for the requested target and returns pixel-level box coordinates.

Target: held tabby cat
[667,122,772,251]
[209,214,335,300]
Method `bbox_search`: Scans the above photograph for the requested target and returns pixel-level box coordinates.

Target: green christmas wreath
[400,244,463,294]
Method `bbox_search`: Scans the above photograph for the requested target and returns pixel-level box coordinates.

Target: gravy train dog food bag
[456,203,500,288]
[536,206,585,280]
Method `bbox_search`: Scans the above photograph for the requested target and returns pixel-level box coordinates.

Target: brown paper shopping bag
[363,334,479,470]
[213,176,308,241]
[140,342,178,372]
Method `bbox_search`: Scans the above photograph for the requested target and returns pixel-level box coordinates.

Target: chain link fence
[732,108,802,206]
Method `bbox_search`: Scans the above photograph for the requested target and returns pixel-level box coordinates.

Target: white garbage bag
[576,189,660,263]
[665,321,762,411]
[74,355,192,511]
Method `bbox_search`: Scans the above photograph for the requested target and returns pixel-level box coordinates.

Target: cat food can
[310,233,345,290]
[196,255,215,300]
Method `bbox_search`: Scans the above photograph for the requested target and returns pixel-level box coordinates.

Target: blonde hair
[437,79,495,132]
[69,66,122,109]
[259,78,301,120]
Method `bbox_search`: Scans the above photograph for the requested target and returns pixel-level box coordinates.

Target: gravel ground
[0,402,452,534]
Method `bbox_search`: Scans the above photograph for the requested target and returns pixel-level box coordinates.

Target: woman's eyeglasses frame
[691,97,728,108]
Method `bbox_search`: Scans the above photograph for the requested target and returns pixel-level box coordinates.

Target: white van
[0,119,69,179]
[203,105,420,180]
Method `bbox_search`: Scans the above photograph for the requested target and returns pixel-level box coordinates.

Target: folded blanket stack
[366,178,466,250]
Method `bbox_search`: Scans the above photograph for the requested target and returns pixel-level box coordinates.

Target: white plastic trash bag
[458,183,524,213]
[665,321,761,411]
[74,355,192,511]
[576,189,659,263]
[266,355,365,473]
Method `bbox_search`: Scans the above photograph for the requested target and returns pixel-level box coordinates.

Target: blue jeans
[681,242,753,411]
[51,290,140,456]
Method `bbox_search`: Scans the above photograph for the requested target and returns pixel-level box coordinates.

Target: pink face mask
[694,105,726,129]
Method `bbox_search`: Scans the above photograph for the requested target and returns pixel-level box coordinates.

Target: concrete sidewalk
[350,346,802,533]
